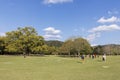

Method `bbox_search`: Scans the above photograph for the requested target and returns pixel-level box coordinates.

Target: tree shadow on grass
[97,60,103,62]
[77,61,83,64]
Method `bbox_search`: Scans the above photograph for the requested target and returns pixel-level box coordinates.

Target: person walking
[102,54,106,61]
[81,54,84,61]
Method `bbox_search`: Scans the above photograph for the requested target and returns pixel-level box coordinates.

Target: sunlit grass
[0,55,120,80]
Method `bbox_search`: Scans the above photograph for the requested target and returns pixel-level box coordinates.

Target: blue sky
[0,0,120,46]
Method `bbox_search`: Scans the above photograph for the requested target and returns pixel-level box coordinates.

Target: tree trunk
[68,52,70,56]
[78,51,80,57]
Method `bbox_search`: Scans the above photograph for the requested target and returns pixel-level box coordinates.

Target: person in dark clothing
[81,54,84,61]
[92,54,94,59]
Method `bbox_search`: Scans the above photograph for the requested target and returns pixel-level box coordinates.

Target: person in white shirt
[102,54,106,61]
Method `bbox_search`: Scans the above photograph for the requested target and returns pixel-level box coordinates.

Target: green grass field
[0,55,120,80]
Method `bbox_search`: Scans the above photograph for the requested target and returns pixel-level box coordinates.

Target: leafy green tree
[5,27,44,57]
[59,37,92,56]
[59,40,73,56]
[5,30,22,54]
[73,38,92,56]
[45,40,63,55]
[0,36,6,55]
[93,45,104,55]
[45,40,63,47]
[29,35,44,55]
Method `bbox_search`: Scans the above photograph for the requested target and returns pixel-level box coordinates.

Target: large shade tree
[59,37,92,56]
[5,27,44,57]
[73,38,92,56]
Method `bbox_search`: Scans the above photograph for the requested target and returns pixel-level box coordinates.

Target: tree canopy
[4,27,44,56]
[59,37,92,56]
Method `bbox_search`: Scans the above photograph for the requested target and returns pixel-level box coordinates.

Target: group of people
[80,54,106,62]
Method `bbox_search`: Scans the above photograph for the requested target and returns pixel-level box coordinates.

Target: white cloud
[0,32,6,36]
[43,0,73,4]
[44,34,61,39]
[86,33,100,42]
[89,24,120,33]
[43,27,61,40]
[44,27,61,35]
[87,24,120,42]
[97,16,120,23]
[91,44,99,47]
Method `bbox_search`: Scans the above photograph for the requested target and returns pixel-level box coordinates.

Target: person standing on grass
[81,54,85,62]
[102,54,106,61]
[92,54,94,59]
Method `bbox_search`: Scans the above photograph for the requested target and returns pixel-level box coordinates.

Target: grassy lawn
[0,55,120,80]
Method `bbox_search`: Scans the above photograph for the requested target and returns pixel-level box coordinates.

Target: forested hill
[93,44,120,55]
[45,40,64,47]
[102,44,120,47]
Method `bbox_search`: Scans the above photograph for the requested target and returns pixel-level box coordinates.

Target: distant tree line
[93,44,120,55]
[0,27,120,57]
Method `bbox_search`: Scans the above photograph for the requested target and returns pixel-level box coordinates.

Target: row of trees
[0,27,58,56]
[0,27,92,56]
[0,27,120,56]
